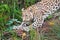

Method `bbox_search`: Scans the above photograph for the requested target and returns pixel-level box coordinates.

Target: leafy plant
[45,15,53,20]
[29,29,36,40]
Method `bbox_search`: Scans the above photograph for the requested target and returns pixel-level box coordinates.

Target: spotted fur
[21,0,60,29]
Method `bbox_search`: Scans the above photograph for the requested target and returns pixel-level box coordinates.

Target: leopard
[21,0,60,28]
[13,0,60,31]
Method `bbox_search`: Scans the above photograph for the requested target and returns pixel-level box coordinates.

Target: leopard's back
[25,0,60,16]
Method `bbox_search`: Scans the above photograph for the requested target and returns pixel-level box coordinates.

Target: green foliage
[1,30,22,40]
[25,0,36,7]
[5,19,21,31]
[0,1,22,33]
[30,29,36,40]
[51,23,60,38]
[0,4,10,13]
[45,15,53,20]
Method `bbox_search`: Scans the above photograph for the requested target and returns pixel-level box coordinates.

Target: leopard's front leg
[31,18,44,29]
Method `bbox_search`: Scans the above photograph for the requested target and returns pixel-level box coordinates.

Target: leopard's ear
[21,8,25,12]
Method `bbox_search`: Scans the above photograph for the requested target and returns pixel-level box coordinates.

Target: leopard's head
[22,8,33,22]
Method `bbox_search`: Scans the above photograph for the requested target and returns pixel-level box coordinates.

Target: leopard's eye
[30,9,32,12]
[26,24,29,26]
[26,15,27,16]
